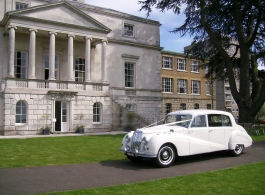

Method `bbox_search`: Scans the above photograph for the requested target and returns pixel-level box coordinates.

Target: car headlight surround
[141,136,148,145]
[125,135,130,143]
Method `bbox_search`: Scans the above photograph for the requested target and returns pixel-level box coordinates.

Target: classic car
[120,110,253,168]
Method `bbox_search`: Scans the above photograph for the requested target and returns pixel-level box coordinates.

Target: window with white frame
[206,81,211,95]
[15,51,27,78]
[93,102,101,123]
[124,24,134,37]
[165,103,172,114]
[162,78,173,93]
[16,101,27,124]
[125,62,135,88]
[45,54,59,80]
[162,56,172,69]
[191,61,199,73]
[177,58,186,71]
[180,103,186,110]
[177,79,187,94]
[16,2,28,10]
[191,80,200,94]
[194,103,199,109]
[205,66,209,74]
[75,58,85,82]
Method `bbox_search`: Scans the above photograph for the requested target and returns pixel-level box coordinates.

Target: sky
[84,0,193,53]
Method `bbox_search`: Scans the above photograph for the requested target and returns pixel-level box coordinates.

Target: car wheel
[230,144,244,156]
[155,144,176,168]
[127,155,144,162]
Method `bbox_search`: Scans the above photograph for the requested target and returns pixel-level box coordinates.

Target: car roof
[168,109,232,116]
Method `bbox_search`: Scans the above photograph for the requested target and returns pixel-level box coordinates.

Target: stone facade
[161,50,216,116]
[0,0,162,135]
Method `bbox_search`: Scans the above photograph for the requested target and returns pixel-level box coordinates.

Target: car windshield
[164,114,192,127]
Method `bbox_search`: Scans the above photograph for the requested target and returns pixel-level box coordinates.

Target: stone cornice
[37,0,161,26]
[109,39,163,51]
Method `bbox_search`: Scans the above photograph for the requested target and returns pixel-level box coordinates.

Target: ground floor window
[165,103,172,114]
[194,103,199,109]
[207,104,212,109]
[16,101,27,123]
[180,103,186,110]
[93,102,101,123]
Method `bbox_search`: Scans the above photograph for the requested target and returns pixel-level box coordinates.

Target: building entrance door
[55,101,69,132]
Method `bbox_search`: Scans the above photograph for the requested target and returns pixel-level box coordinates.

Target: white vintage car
[120,110,253,168]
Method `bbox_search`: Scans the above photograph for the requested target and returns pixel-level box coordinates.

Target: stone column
[48,32,57,80]
[28,29,38,79]
[8,26,17,78]
[85,37,92,82]
[68,34,75,81]
[101,40,107,82]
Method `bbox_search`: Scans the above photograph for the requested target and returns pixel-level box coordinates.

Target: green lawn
[37,161,265,195]
[0,135,126,168]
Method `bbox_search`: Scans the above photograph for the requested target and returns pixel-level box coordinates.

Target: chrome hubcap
[158,146,174,165]
[235,144,243,154]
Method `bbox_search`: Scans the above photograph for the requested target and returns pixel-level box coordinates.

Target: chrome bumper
[120,148,156,158]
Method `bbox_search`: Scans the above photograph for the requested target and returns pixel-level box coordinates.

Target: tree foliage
[140,0,265,123]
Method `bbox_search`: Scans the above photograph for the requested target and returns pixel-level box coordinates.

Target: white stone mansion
[0,0,162,135]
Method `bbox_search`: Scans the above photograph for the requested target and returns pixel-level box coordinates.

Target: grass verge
[37,161,265,195]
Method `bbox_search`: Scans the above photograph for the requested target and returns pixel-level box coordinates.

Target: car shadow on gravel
[99,150,231,170]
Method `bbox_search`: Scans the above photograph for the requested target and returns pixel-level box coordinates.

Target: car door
[189,115,211,155]
[207,114,226,151]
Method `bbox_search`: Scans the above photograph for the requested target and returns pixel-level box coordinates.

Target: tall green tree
[140,0,265,123]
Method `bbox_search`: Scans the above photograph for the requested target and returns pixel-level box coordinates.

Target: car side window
[191,115,206,128]
[222,115,232,126]
[208,114,232,127]
[208,114,222,127]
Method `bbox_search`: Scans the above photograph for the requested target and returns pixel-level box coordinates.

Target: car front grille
[131,130,142,152]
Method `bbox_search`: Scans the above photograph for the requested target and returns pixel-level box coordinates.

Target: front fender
[147,132,190,156]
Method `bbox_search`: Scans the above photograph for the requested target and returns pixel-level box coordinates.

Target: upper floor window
[206,81,211,95]
[177,79,187,94]
[125,62,135,88]
[16,2,28,10]
[191,61,199,73]
[45,54,59,80]
[191,80,200,94]
[177,59,186,71]
[16,101,27,124]
[75,58,85,82]
[180,103,186,110]
[165,103,172,114]
[15,51,27,78]
[162,78,173,93]
[162,57,172,69]
[93,102,102,123]
[124,24,134,37]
